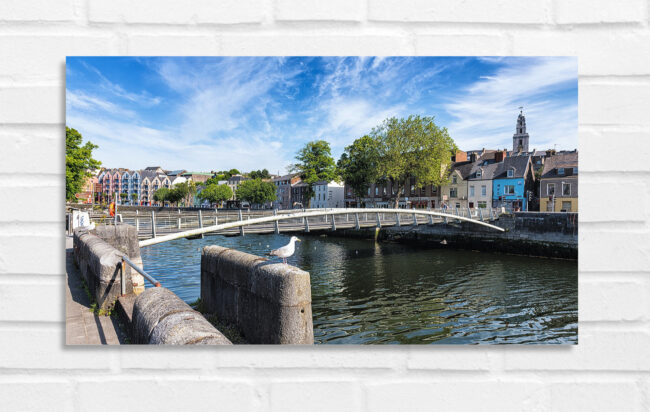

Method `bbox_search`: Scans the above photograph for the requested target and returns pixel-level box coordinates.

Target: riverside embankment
[328,212,578,259]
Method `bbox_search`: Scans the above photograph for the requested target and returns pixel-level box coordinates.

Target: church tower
[513,108,529,153]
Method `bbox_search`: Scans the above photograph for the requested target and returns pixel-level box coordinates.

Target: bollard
[198,209,204,239]
[151,211,156,238]
[274,209,279,234]
[238,209,245,236]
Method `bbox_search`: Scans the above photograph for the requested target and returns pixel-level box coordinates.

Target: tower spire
[513,108,529,153]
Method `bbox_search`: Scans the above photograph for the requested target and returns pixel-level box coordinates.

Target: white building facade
[310,181,345,208]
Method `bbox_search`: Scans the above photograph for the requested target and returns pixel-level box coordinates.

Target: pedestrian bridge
[118,207,505,248]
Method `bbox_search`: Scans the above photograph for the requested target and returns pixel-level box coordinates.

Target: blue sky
[66,56,577,174]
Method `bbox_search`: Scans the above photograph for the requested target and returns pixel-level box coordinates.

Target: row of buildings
[345,111,578,212]
[74,111,577,212]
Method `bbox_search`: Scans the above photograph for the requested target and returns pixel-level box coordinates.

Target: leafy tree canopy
[337,135,380,203]
[198,184,233,206]
[236,179,277,206]
[370,115,457,208]
[292,140,338,205]
[249,169,271,180]
[153,187,170,203]
[66,126,101,202]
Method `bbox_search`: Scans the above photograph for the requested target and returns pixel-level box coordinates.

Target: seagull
[266,236,301,264]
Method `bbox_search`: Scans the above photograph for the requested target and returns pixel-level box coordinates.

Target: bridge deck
[87,209,499,242]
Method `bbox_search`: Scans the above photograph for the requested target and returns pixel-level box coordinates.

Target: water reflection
[140,233,578,344]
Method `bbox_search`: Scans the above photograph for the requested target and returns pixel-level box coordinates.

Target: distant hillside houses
[80,111,577,212]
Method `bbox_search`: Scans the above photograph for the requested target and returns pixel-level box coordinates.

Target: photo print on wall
[65,56,578,345]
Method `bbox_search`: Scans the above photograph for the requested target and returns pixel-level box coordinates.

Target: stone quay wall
[201,246,314,344]
[335,212,578,259]
[132,287,231,345]
[73,229,134,310]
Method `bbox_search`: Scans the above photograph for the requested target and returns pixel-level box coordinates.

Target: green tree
[228,168,240,177]
[131,192,138,205]
[371,115,457,208]
[236,179,277,207]
[249,168,271,180]
[66,127,101,202]
[198,184,233,206]
[292,140,338,207]
[337,135,380,206]
[153,187,170,206]
[119,192,128,204]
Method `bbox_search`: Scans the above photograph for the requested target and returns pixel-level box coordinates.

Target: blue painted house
[492,155,535,211]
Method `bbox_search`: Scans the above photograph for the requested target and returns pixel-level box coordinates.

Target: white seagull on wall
[266,236,301,264]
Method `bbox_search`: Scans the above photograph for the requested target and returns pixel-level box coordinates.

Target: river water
[140,233,578,344]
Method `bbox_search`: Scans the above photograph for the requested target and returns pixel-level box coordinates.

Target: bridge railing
[89,207,504,241]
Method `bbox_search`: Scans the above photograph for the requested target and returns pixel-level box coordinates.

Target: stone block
[132,287,231,345]
[201,246,313,344]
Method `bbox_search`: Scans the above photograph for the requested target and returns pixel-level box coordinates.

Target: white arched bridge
[112,208,506,248]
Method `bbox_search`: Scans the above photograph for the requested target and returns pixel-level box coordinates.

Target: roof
[182,172,212,176]
[468,161,500,180]
[493,155,532,179]
[450,161,474,180]
[272,173,300,182]
[541,152,579,179]
[166,169,186,176]
[292,182,308,188]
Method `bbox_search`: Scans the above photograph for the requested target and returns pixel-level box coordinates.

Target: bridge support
[478,208,484,221]
[428,210,434,225]
[304,216,310,232]
[331,214,336,231]
[151,211,156,238]
[177,209,181,229]
[455,207,461,223]
[355,213,360,230]
[274,210,279,234]
[396,212,401,227]
[135,209,140,232]
[376,212,382,228]
[239,209,245,236]
[214,208,218,226]
[412,212,418,226]
[467,207,471,220]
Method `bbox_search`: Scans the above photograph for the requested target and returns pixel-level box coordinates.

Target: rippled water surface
[140,233,578,344]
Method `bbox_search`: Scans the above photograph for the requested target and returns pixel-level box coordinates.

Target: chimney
[495,150,507,163]
[469,152,478,163]
[454,150,467,162]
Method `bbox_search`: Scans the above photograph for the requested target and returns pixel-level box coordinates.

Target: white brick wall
[1,0,648,410]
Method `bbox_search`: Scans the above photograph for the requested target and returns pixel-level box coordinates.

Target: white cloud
[444,57,577,151]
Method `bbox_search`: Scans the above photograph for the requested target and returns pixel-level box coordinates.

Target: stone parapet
[132,287,231,345]
[201,246,313,344]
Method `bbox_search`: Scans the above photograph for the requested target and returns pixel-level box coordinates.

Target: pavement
[65,236,126,345]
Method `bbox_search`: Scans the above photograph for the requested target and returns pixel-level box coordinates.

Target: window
[452,175,457,184]
[383,187,387,195]
[481,185,487,196]
[455,202,460,209]
[573,167,578,174]
[476,170,482,178]
[561,201,572,212]
[478,201,487,208]
[450,188,458,198]
[410,184,415,193]
[562,182,571,196]
[558,167,565,175]
[375,187,379,196]
[504,185,515,195]
[547,183,555,196]
[469,186,475,197]
[507,169,514,178]
[546,201,554,211]
[368,188,371,195]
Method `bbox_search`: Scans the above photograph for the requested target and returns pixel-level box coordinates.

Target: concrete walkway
[65,237,126,345]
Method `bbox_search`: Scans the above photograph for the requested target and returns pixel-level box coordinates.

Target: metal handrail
[121,255,161,296]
